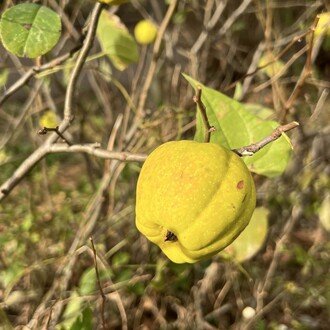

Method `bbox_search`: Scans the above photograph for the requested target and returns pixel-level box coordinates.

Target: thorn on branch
[281,15,320,121]
[193,86,215,143]
[38,126,72,146]
[233,121,299,157]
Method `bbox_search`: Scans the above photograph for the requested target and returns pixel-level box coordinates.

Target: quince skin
[135,140,256,263]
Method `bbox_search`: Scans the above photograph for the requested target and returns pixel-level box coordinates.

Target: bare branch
[191,0,227,54]
[233,121,299,156]
[48,143,147,162]
[126,0,178,141]
[216,0,253,39]
[63,2,105,122]
[224,30,310,93]
[0,43,84,108]
[0,3,105,202]
[0,148,48,200]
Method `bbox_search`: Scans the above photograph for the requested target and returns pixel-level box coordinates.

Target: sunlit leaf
[220,207,269,262]
[97,10,139,70]
[78,268,97,296]
[70,307,93,330]
[233,82,243,100]
[0,69,9,88]
[259,52,285,78]
[0,4,61,58]
[183,74,293,177]
[61,291,84,329]
[112,251,130,267]
[315,12,330,37]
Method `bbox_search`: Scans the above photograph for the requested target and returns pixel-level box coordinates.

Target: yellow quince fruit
[135,140,256,264]
[315,12,330,38]
[134,19,158,45]
[39,110,59,128]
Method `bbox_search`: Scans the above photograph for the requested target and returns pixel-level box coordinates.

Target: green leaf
[61,291,84,329]
[0,69,9,88]
[259,52,285,78]
[221,207,269,262]
[78,268,97,296]
[0,150,9,165]
[243,103,274,120]
[0,308,13,330]
[183,74,293,177]
[233,82,243,100]
[0,4,61,58]
[97,10,139,70]
[112,252,130,267]
[70,307,93,330]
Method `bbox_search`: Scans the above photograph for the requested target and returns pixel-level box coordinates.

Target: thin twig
[258,206,302,304]
[224,31,309,92]
[0,43,84,108]
[0,3,104,202]
[281,15,320,121]
[28,161,122,328]
[44,301,56,330]
[0,81,43,148]
[193,86,215,143]
[253,45,308,93]
[136,0,178,117]
[126,0,178,141]
[243,206,303,330]
[242,291,285,330]
[90,237,107,330]
[191,0,227,54]
[233,121,299,156]
[63,2,105,122]
[216,0,253,39]
[310,89,329,122]
[38,126,72,145]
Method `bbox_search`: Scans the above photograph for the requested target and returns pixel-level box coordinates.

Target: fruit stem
[193,86,215,143]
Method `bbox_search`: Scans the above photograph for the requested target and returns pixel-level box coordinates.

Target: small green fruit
[134,19,157,45]
[135,140,256,264]
[39,110,58,128]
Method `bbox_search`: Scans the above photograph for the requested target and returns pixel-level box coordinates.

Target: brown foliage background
[0,0,329,329]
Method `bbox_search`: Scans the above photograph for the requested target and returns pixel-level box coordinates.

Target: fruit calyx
[165,230,178,242]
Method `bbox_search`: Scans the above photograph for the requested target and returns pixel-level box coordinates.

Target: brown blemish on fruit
[242,194,247,202]
[237,180,244,189]
[23,24,32,30]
